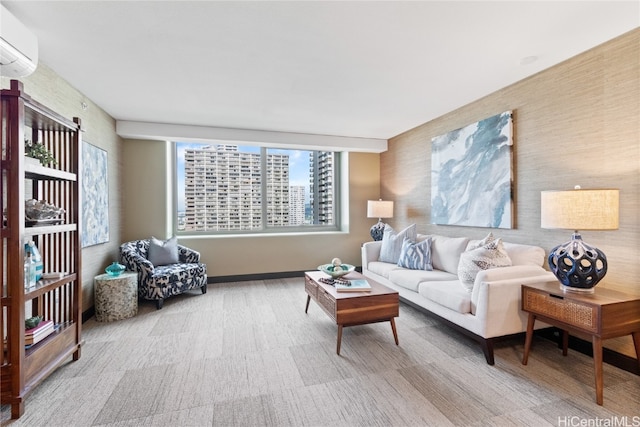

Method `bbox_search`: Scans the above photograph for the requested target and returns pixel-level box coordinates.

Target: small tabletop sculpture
[105,262,126,276]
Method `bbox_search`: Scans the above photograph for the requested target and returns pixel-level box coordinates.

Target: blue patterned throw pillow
[397,237,433,270]
[379,224,417,264]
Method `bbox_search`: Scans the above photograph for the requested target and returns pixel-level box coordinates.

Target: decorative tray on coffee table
[318,263,356,279]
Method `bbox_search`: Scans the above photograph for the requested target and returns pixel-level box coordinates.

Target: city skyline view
[175,142,314,213]
[175,142,335,232]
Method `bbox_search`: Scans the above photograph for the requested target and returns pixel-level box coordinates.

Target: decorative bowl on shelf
[25,199,65,220]
[25,316,43,329]
[318,263,356,278]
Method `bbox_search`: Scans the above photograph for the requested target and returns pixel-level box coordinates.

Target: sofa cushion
[148,236,179,266]
[388,268,458,292]
[430,235,470,275]
[367,261,402,279]
[458,235,512,292]
[418,280,471,314]
[397,237,433,270]
[149,262,207,295]
[503,242,546,266]
[379,224,417,263]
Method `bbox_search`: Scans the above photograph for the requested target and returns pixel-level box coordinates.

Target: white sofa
[361,233,555,365]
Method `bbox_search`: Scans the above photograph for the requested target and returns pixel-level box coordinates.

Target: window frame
[172,142,342,236]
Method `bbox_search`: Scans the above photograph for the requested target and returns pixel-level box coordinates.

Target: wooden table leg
[562,330,569,356]
[337,324,343,355]
[632,331,640,371]
[305,295,311,313]
[390,317,399,345]
[522,313,535,365]
[592,336,604,405]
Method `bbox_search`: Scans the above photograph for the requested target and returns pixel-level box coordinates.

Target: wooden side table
[521,281,640,405]
[94,272,138,322]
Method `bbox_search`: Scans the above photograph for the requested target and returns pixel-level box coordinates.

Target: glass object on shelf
[25,241,43,280]
[23,259,29,290]
[105,262,126,276]
[24,252,36,289]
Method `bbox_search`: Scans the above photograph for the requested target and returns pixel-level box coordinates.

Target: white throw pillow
[397,237,433,270]
[458,234,512,292]
[379,224,417,264]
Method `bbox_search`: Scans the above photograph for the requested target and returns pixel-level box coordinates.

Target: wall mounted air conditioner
[0,4,38,78]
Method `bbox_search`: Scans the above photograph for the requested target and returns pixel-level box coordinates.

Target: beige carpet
[2,277,638,426]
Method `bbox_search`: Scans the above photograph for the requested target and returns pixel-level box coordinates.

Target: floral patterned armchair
[119,239,207,309]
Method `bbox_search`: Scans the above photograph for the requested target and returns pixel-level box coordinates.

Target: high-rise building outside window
[175,142,339,234]
[289,186,306,226]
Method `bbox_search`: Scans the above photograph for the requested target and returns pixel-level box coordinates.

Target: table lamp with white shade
[367,199,394,241]
[540,186,619,293]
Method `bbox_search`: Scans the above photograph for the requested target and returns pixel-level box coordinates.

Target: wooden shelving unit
[1,80,82,419]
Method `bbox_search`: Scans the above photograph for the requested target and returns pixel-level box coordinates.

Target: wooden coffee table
[304,270,399,355]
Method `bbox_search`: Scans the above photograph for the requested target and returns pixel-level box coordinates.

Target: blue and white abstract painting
[81,142,109,247]
[431,111,514,229]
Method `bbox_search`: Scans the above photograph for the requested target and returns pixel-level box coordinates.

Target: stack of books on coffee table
[25,319,54,346]
[334,279,372,292]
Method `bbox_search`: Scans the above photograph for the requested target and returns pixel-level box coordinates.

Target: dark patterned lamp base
[370,220,386,241]
[548,233,607,293]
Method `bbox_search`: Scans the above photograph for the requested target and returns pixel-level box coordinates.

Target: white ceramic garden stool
[94,272,138,322]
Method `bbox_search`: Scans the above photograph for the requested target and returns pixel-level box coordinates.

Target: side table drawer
[305,276,318,299]
[523,287,597,332]
[317,288,336,320]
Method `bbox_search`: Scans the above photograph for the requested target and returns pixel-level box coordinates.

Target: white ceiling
[3,1,639,140]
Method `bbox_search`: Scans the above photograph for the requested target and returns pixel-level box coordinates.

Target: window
[175,142,340,234]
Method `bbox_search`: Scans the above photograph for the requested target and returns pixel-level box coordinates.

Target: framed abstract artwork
[81,142,109,247]
[431,111,514,229]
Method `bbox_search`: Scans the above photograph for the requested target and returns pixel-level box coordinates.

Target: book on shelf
[25,319,54,345]
[42,271,65,280]
[335,279,372,292]
[25,319,53,336]
[25,323,61,348]
[25,331,53,346]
